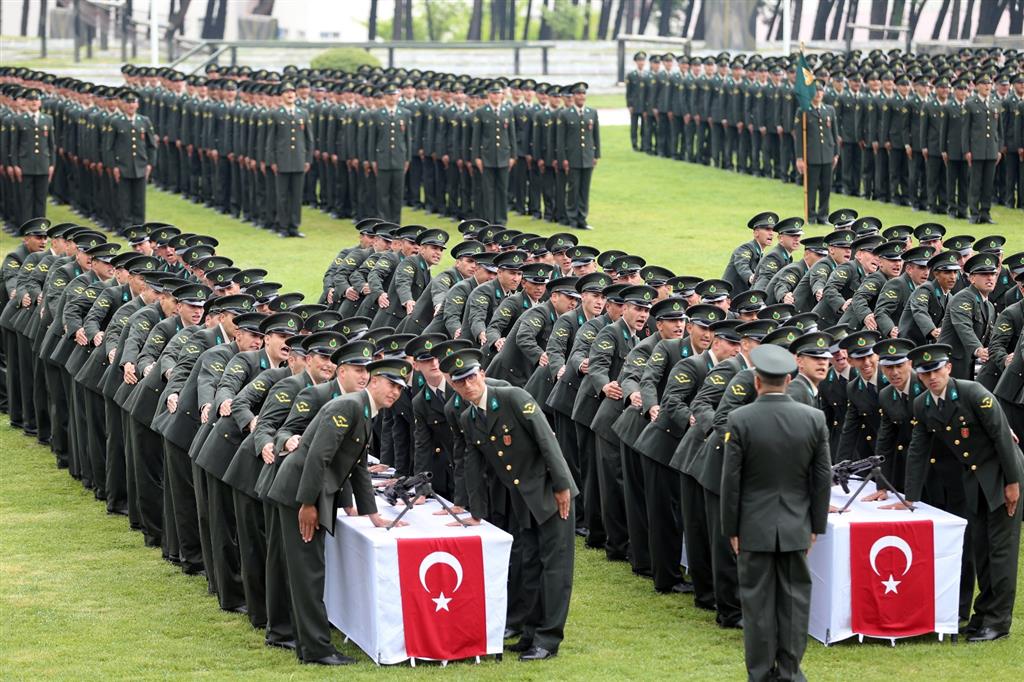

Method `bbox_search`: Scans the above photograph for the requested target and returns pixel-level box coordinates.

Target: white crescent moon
[418,551,464,593]
[868,535,914,576]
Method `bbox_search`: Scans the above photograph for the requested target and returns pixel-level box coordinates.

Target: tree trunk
[888,0,905,40]
[931,0,950,39]
[976,0,1007,34]
[490,0,501,40]
[948,0,961,37]
[368,0,378,39]
[657,0,671,34]
[539,0,551,39]
[693,0,705,39]
[522,0,533,38]
[598,0,613,37]
[252,0,275,14]
[638,0,655,32]
[960,0,975,37]
[468,0,484,39]
[768,0,783,40]
[425,0,435,40]
[583,0,594,37]
[869,0,886,38]
[508,0,517,39]
[812,0,833,39]
[907,0,926,39]
[791,0,804,42]
[1011,0,1024,33]
[612,0,627,35]
[392,0,403,40]
[21,0,30,35]
[829,0,847,40]
[624,0,637,34]
[165,0,192,39]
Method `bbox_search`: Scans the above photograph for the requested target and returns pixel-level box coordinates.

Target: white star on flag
[881,574,901,594]
[432,592,452,612]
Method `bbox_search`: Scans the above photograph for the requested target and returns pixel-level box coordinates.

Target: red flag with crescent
[397,536,487,659]
[850,520,935,637]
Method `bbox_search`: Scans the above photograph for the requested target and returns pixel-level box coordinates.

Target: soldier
[899,344,1021,643]
[9,89,55,224]
[873,245,934,338]
[1001,74,1023,209]
[881,75,912,206]
[722,211,776,295]
[472,82,517,225]
[942,78,971,219]
[107,90,157,229]
[557,82,600,231]
[642,55,661,154]
[626,51,647,151]
[266,83,313,238]
[444,348,577,661]
[794,84,839,224]
[963,74,1003,224]
[752,217,803,292]
[921,76,951,214]
[939,252,999,380]
[721,344,831,682]
[368,84,411,224]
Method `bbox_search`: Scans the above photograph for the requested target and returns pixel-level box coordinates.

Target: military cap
[546,233,578,254]
[245,281,282,302]
[491,229,520,249]
[758,303,795,322]
[86,242,123,262]
[181,246,215,266]
[329,318,369,341]
[610,255,646,275]
[641,265,675,287]
[819,325,850,352]
[167,283,210,306]
[734,289,767,313]
[260,312,302,335]
[621,285,657,307]
[597,249,627,270]
[47,222,80,239]
[568,245,601,267]
[512,233,539,251]
[548,277,581,298]
[954,78,969,89]
[74,232,107,251]
[602,284,629,304]
[290,304,325,323]
[413,228,448,248]
[914,223,946,242]
[211,294,256,314]
[851,216,883,235]
[874,338,916,365]
[22,88,42,100]
[279,81,296,93]
[790,331,834,358]
[695,279,731,302]
[824,230,855,248]
[774,217,805,236]
[802,236,828,255]
[898,245,934,266]
[208,267,241,289]
[575,272,613,294]
[851,234,884,254]
[840,330,882,358]
[964,252,1000,275]
[126,256,161,274]
[430,339,474,362]
[439,348,485,381]
[18,218,50,237]
[750,344,798,377]
[457,218,489,234]
[232,312,267,334]
[828,208,858,228]
[406,333,448,361]
[927,250,961,272]
[666,275,703,296]
[495,250,527,270]
[140,273,175,292]
[944,234,976,253]
[267,292,305,312]
[737,319,778,340]
[375,333,415,359]
[1005,252,1024,274]
[908,343,952,373]
[747,211,779,230]
[651,297,687,320]
[882,225,914,242]
[230,268,266,287]
[148,224,181,245]
[451,240,485,260]
[975,235,1006,253]
[633,51,648,60]
[789,312,819,333]
[186,234,219,248]
[367,358,411,386]
[975,73,993,84]
[169,234,196,253]
[197,255,233,272]
[687,304,726,326]
[397,225,425,242]
[708,320,743,343]
[649,54,662,64]
[110,252,141,269]
[356,218,384,234]
[874,240,906,261]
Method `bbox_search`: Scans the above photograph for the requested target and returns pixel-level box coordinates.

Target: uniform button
[435,447,441,453]
[513,479,520,485]
[506,464,512,471]
[946,426,952,431]
[866,435,872,441]
[490,436,496,441]
[897,445,904,451]
[971,465,977,471]
[954,439,960,445]
[476,440,481,445]
[963,452,969,458]
[930,458,936,464]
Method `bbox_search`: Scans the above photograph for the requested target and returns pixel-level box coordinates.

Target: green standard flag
[794,52,816,112]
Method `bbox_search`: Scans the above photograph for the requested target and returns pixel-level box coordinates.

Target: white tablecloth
[323,495,513,664]
[808,483,967,644]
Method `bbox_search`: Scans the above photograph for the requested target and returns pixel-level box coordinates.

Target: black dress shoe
[574,526,590,538]
[606,551,629,562]
[182,563,205,576]
[981,216,995,224]
[265,638,298,650]
[719,619,743,629]
[968,216,980,224]
[519,646,556,661]
[306,652,355,665]
[967,626,1009,642]
[656,582,695,595]
[225,604,249,615]
[503,627,522,639]
[694,600,717,612]
[507,638,534,653]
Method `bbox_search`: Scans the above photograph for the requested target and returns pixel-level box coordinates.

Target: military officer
[444,348,577,661]
[9,90,55,224]
[963,74,1002,224]
[794,84,839,224]
[900,344,1021,643]
[107,90,157,228]
[721,344,831,682]
[368,84,411,224]
[939,252,999,380]
[751,216,802,292]
[722,211,777,295]
[557,83,600,230]
[626,52,647,150]
[266,83,313,238]
[471,81,517,225]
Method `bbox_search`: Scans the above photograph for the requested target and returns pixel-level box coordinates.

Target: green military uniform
[794,95,839,224]
[107,95,157,228]
[556,83,600,230]
[368,93,411,224]
[471,86,516,224]
[9,92,55,224]
[962,76,1002,222]
[721,344,831,682]
[265,91,314,237]
[938,253,998,380]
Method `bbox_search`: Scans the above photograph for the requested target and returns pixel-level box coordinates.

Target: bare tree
[869,0,887,38]
[425,0,435,40]
[1011,0,1024,33]
[948,0,961,38]
[583,0,594,37]
[468,0,484,39]
[539,0,551,39]
[598,0,614,38]
[522,0,533,37]
[404,0,413,39]
[976,0,1008,34]
[368,0,379,39]
[252,0,275,14]
[21,0,30,35]
[392,0,403,39]
[624,0,636,33]
[960,0,975,37]
[657,0,671,35]
[638,0,655,32]
[907,0,927,39]
[829,0,848,40]
[509,0,517,39]
[930,0,950,38]
[791,0,804,42]
[887,0,905,40]
[165,0,193,39]
[812,0,834,39]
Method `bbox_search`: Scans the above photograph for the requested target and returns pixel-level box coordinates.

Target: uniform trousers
[278,505,336,662]
[375,168,404,224]
[680,472,715,607]
[620,443,651,575]
[208,473,246,611]
[234,489,268,628]
[595,433,629,560]
[20,174,49,224]
[566,167,594,230]
[481,166,510,225]
[263,500,298,650]
[276,171,304,234]
[968,158,997,218]
[516,503,575,654]
[966,480,1021,631]
[737,548,812,682]
[705,488,742,626]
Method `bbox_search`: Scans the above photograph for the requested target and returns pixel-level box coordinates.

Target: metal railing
[844,23,913,54]
[615,34,692,84]
[167,39,558,76]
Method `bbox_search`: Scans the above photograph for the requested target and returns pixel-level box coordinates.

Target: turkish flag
[397,536,487,660]
[851,520,935,637]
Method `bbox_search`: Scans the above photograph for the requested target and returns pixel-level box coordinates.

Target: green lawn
[2,124,1023,679]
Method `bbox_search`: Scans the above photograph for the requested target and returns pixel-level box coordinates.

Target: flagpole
[802,110,809,223]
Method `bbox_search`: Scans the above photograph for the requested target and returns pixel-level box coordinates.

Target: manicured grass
[2,124,1022,679]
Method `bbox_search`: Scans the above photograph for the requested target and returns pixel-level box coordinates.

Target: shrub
[310,47,381,72]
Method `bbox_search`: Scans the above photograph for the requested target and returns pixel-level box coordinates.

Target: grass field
[1,124,1023,679]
